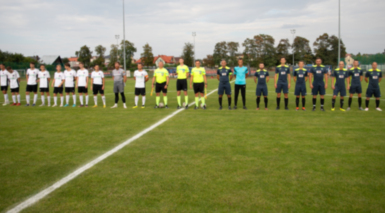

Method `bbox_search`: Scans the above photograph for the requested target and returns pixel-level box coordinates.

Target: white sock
[41,95,45,105]
[4,94,8,102]
[85,95,89,105]
[94,96,97,105]
[135,96,139,106]
[47,96,51,105]
[33,94,38,104]
[66,95,70,104]
[73,95,76,104]
[102,96,106,105]
[142,96,146,106]
[54,96,57,105]
[17,95,20,103]
[80,95,84,105]
[60,96,64,105]
[12,95,16,103]
[26,95,30,104]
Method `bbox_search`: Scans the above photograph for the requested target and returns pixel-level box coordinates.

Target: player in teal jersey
[233,58,248,110]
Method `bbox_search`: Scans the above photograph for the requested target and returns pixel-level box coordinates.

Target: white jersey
[77,69,89,87]
[64,69,77,88]
[26,68,39,85]
[0,69,10,86]
[134,70,148,88]
[54,72,65,87]
[8,71,20,89]
[91,71,104,85]
[38,71,51,88]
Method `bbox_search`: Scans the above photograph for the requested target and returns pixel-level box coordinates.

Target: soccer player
[365,62,382,111]
[37,64,51,106]
[25,62,39,106]
[176,58,189,109]
[190,60,207,110]
[233,58,249,110]
[347,60,364,110]
[76,62,89,107]
[7,67,21,106]
[293,61,308,111]
[0,63,10,105]
[90,65,106,108]
[254,63,269,110]
[64,63,77,107]
[133,63,149,108]
[111,62,127,108]
[217,60,233,110]
[152,61,169,108]
[309,58,328,111]
[331,61,350,111]
[52,65,65,107]
[274,57,291,110]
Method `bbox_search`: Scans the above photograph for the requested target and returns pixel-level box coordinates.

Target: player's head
[179,58,184,65]
[316,58,322,65]
[56,64,62,72]
[195,60,201,67]
[299,61,304,68]
[221,59,226,67]
[238,58,243,66]
[94,65,100,71]
[259,63,264,69]
[353,60,359,67]
[114,62,120,69]
[64,63,71,70]
[40,64,46,71]
[137,63,143,70]
[30,62,35,69]
[6,66,12,72]
[372,62,378,69]
[158,61,164,68]
[79,62,84,69]
[280,57,286,65]
[339,61,345,69]
[0,63,4,70]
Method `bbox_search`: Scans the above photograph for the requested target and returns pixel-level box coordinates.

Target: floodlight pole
[291,29,296,66]
[192,32,196,67]
[115,35,120,60]
[338,0,341,64]
[123,0,127,71]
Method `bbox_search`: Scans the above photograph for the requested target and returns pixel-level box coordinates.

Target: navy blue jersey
[293,68,308,85]
[275,65,290,84]
[254,69,269,86]
[365,69,382,89]
[349,67,363,86]
[217,66,232,83]
[310,65,327,85]
[333,68,349,87]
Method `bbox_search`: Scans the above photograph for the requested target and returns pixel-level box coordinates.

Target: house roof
[136,59,142,64]
[68,57,78,62]
[40,55,61,65]
[154,55,174,64]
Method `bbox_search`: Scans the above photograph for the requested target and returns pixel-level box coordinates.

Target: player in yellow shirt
[190,60,207,110]
[152,61,170,108]
[176,58,190,109]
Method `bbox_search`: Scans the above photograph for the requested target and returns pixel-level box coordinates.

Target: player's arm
[347,75,350,89]
[102,77,105,90]
[379,73,382,83]
[288,73,291,88]
[123,74,127,84]
[246,69,249,78]
[331,74,335,90]
[145,75,149,82]
[51,78,55,87]
[229,71,233,81]
[254,75,257,84]
[190,73,193,89]
[165,76,169,89]
[152,74,156,88]
[85,75,89,88]
[26,72,29,83]
[186,68,190,79]
[90,77,94,90]
[274,73,278,88]
[324,73,328,89]
[217,69,220,81]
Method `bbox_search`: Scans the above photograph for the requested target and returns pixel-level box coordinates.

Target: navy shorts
[276,83,288,94]
[295,84,307,96]
[218,82,231,95]
[366,87,381,98]
[333,86,346,97]
[1,86,8,91]
[349,85,362,94]
[312,84,325,95]
[256,86,268,97]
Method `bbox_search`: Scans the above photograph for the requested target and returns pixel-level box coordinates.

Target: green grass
[1,77,385,212]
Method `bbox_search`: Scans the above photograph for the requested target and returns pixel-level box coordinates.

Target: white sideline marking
[5,86,223,213]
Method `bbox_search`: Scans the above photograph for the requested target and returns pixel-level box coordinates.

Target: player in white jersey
[7,67,21,106]
[133,63,149,108]
[25,62,39,106]
[51,65,65,107]
[90,65,106,108]
[37,64,51,106]
[76,62,89,107]
[64,63,77,107]
[0,63,10,105]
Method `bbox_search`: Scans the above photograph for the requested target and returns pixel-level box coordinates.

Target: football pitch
[1,77,385,212]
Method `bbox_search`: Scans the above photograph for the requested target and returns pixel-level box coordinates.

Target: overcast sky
[0,0,384,59]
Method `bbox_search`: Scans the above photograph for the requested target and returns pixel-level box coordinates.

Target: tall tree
[213,41,228,65]
[254,34,276,67]
[313,33,331,64]
[227,42,239,67]
[75,45,93,67]
[203,55,214,67]
[242,38,258,67]
[276,39,291,63]
[329,35,347,65]
[92,45,106,67]
[119,40,137,69]
[141,43,154,66]
[109,44,119,68]
[292,36,314,64]
[182,42,194,67]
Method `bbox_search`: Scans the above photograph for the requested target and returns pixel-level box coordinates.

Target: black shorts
[156,82,167,93]
[54,87,63,94]
[135,88,146,96]
[78,86,88,93]
[193,83,204,94]
[1,86,8,92]
[93,84,104,95]
[176,79,188,91]
[65,87,75,93]
[26,85,38,92]
[40,88,49,93]
[11,88,19,93]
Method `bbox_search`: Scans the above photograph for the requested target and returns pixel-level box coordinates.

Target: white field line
[5,84,225,213]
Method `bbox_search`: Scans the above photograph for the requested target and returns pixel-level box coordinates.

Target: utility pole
[123,0,127,71]
[291,29,296,66]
